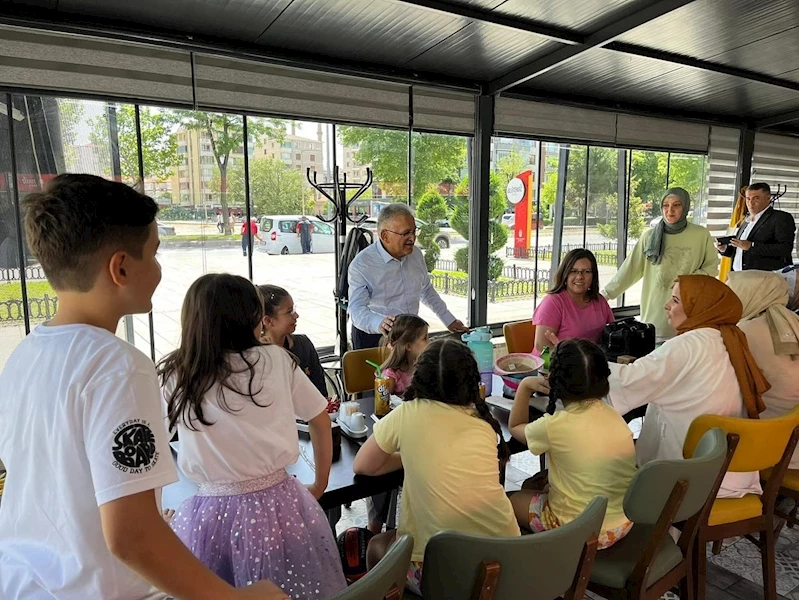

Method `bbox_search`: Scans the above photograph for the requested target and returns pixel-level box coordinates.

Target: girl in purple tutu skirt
[158,273,346,598]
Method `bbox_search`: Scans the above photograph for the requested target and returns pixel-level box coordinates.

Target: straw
[365,359,382,378]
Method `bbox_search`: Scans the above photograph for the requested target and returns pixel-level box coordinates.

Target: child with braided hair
[508,339,636,549]
[353,338,519,594]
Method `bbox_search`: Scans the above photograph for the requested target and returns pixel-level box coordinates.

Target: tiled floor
[334,450,799,599]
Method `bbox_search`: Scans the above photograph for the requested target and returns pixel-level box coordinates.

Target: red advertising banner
[507,170,535,252]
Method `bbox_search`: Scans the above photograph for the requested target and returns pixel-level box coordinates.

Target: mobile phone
[716,236,733,246]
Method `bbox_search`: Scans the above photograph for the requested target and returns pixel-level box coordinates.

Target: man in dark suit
[716,182,796,271]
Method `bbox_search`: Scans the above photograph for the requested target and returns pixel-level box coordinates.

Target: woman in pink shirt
[533,249,614,354]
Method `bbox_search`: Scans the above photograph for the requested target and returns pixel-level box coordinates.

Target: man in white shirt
[717,182,796,272]
[347,203,468,349]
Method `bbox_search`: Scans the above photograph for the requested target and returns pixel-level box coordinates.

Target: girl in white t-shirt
[158,274,346,599]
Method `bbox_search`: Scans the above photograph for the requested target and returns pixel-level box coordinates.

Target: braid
[474,398,511,464]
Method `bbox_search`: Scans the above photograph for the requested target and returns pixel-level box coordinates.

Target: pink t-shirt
[533,292,614,345]
[384,367,413,395]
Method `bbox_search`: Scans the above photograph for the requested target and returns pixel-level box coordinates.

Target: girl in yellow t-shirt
[508,339,636,549]
[353,338,520,594]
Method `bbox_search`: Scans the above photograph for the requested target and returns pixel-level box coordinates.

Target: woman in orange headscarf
[607,274,769,498]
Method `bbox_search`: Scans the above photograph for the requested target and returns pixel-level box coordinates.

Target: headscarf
[644,187,691,265]
[676,274,770,418]
[727,271,799,358]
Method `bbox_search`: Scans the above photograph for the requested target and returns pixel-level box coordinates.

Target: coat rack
[307,166,373,357]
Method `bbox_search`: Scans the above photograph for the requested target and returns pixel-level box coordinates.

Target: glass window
[668,153,707,226]
[586,147,623,306]
[486,137,541,325]
[411,131,470,333]
[250,118,337,350]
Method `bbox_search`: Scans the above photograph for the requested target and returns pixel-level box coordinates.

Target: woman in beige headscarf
[727,271,799,467]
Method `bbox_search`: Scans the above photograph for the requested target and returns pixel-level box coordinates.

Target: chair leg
[681,547,695,600]
[539,453,546,472]
[693,537,707,600]
[762,526,777,600]
[710,540,723,555]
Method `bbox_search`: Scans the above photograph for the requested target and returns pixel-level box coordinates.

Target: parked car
[258,215,335,255]
[501,214,515,228]
[435,218,450,228]
[360,217,452,249]
[157,222,176,236]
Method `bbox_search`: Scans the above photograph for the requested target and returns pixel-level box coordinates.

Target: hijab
[727,271,799,358]
[676,275,770,418]
[644,187,691,265]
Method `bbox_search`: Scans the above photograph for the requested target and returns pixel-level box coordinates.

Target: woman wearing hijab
[603,188,719,338]
[727,271,799,467]
[606,275,769,497]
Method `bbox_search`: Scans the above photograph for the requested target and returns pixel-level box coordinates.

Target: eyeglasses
[568,269,593,276]
[384,228,416,239]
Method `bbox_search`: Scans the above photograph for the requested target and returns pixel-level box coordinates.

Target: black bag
[601,318,656,360]
[336,227,374,305]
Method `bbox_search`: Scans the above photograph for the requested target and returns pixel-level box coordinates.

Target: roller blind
[615,114,709,153]
[193,55,410,128]
[704,126,741,236]
[495,97,617,143]
[495,97,711,153]
[0,25,194,104]
[412,86,475,135]
[752,132,799,258]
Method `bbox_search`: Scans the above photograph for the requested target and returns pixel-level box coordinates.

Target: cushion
[590,525,683,589]
[707,495,762,526]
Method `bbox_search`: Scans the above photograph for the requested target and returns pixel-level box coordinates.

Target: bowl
[494,353,543,391]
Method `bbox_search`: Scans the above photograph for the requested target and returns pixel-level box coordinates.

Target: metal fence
[506,242,636,265]
[0,294,58,322]
[430,272,550,302]
[435,259,550,282]
[0,266,47,282]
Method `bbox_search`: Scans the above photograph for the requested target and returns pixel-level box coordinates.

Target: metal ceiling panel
[405,21,559,80]
[257,0,467,66]
[441,0,645,31]
[616,0,799,62]
[694,28,799,80]
[55,0,293,42]
[523,49,799,119]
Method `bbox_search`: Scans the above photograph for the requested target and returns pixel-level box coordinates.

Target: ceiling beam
[390,0,583,45]
[755,108,799,129]
[486,0,697,94]
[607,43,799,93]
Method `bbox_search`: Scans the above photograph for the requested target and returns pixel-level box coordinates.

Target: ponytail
[474,396,511,464]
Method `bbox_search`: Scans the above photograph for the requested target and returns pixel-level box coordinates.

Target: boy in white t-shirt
[0,175,286,600]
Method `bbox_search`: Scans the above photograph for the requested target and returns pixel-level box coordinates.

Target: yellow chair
[342,347,389,397]
[503,320,536,355]
[683,407,799,600]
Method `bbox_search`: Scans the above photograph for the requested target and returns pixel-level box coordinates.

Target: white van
[257,215,335,255]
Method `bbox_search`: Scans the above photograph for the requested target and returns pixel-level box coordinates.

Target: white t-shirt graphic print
[0,324,177,599]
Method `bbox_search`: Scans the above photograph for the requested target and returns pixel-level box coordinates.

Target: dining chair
[418,496,607,600]
[683,407,799,600]
[503,320,536,355]
[342,347,389,397]
[588,428,730,600]
[330,534,413,600]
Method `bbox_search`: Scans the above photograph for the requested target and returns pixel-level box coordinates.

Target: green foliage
[337,127,466,201]
[212,157,313,216]
[423,243,440,273]
[451,173,508,254]
[487,256,504,281]
[455,247,468,272]
[415,189,448,267]
[89,105,179,183]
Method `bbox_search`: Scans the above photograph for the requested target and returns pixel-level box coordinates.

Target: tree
[89,105,180,184]
[337,127,466,202]
[172,112,284,234]
[416,189,448,272]
[451,173,509,278]
[212,158,313,216]
[496,151,527,211]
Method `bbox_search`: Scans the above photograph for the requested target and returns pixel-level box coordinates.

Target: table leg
[326,505,342,536]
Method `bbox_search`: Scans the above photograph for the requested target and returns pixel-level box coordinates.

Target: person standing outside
[296,215,314,254]
[241,217,262,257]
[216,211,224,233]
[347,203,468,349]
[716,182,796,272]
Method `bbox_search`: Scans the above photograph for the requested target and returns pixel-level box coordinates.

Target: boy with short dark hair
[0,175,285,599]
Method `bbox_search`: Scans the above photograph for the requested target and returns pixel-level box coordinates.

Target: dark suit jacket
[721,206,796,271]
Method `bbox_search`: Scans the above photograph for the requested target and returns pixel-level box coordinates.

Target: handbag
[601,318,656,360]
